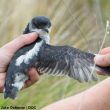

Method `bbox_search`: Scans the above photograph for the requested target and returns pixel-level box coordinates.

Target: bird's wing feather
[37,44,97,82]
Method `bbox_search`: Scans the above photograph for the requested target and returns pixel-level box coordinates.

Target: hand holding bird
[0,33,39,92]
[3,16,110,99]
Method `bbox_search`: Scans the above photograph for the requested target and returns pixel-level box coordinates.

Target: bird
[4,16,110,99]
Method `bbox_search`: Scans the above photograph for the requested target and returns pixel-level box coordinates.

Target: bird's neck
[40,35,50,44]
[35,35,50,46]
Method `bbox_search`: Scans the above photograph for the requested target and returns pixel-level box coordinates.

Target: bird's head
[24,16,51,43]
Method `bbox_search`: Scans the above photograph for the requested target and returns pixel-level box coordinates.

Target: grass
[0,0,110,109]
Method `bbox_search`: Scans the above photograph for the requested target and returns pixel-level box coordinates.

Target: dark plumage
[4,16,110,99]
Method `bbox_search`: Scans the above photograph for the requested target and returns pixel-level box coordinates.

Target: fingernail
[94,55,103,64]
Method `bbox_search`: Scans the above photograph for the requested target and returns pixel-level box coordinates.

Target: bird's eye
[33,21,37,26]
[32,20,38,28]
[37,24,45,29]
[32,21,45,29]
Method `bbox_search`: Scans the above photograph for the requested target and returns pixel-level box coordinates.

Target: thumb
[99,47,110,54]
[94,54,110,67]
[2,32,38,54]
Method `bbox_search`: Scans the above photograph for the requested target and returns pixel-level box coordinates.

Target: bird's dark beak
[43,28,49,33]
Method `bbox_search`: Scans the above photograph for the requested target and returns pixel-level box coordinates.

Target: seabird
[4,16,110,99]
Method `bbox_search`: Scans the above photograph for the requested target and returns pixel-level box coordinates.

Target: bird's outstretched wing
[37,44,98,82]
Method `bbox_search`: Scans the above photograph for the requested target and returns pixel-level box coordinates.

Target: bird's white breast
[16,40,43,66]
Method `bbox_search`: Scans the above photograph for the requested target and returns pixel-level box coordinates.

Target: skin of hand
[94,47,110,74]
[42,78,110,110]
[0,32,39,92]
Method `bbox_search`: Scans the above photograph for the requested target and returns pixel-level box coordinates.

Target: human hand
[0,33,39,92]
[94,47,110,75]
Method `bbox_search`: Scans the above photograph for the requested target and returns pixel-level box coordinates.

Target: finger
[28,68,39,83]
[99,47,110,54]
[94,54,110,66]
[24,80,32,88]
[2,32,38,54]
[0,73,5,93]
[24,68,39,88]
[96,70,107,75]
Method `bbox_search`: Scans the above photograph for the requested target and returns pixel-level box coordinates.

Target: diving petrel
[4,16,110,99]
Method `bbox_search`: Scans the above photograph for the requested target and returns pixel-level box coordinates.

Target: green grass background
[0,0,110,109]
